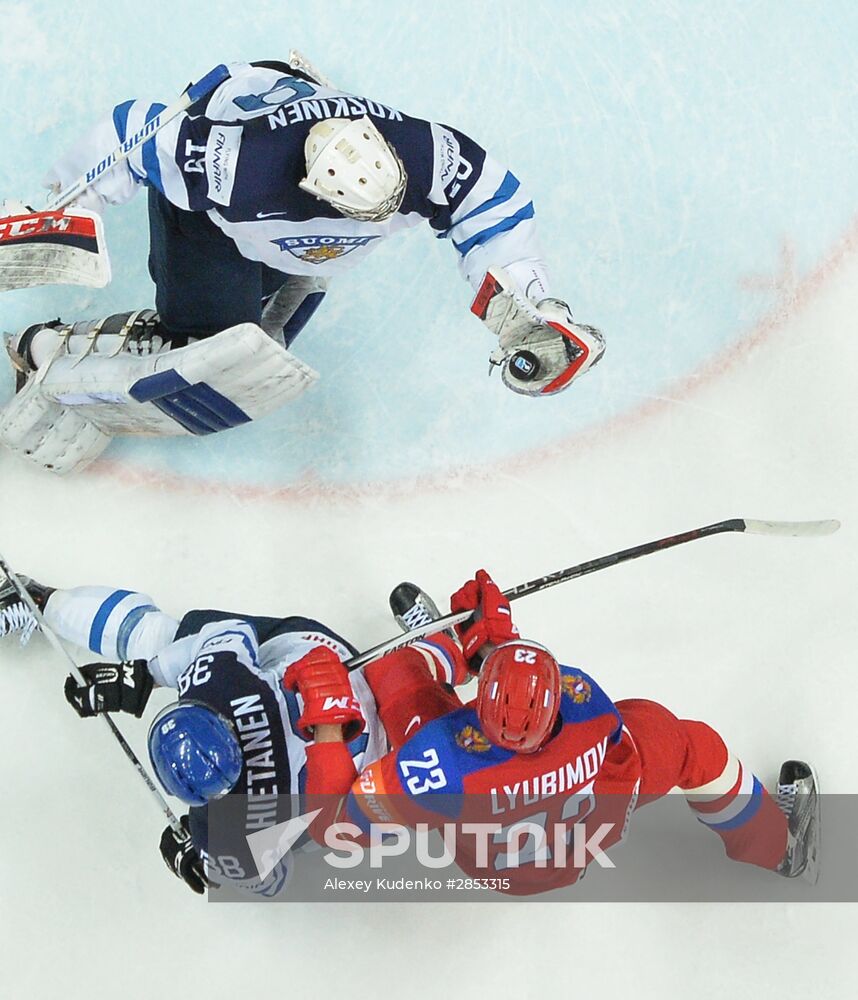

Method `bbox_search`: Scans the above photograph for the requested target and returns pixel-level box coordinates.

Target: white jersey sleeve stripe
[41,586,179,663]
[456,215,542,290]
[453,170,521,227]
[140,104,167,192]
[447,187,535,254]
[452,200,535,258]
[121,102,189,209]
[115,603,158,660]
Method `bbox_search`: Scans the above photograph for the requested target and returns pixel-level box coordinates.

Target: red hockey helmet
[475,640,562,754]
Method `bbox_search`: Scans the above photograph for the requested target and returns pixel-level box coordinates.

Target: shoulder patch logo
[456,724,491,753]
[562,674,592,704]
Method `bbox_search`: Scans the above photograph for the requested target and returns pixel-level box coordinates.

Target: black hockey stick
[0,552,183,834]
[346,517,840,668]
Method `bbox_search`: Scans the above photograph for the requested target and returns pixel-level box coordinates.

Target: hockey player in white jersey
[0,572,383,896]
[0,56,605,474]
[1,567,822,894]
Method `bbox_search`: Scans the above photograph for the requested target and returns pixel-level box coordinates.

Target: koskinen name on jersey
[271,234,382,264]
[266,97,404,131]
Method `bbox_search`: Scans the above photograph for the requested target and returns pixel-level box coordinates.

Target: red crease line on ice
[87,214,858,507]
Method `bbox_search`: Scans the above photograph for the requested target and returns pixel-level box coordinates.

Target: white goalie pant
[0,322,319,475]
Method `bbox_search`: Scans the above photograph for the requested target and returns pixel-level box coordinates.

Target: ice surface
[1,2,856,998]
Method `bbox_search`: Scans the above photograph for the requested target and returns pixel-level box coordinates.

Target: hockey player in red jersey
[283,571,819,894]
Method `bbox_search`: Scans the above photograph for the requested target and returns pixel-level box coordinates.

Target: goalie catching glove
[282,647,364,741]
[64,660,153,718]
[472,267,605,396]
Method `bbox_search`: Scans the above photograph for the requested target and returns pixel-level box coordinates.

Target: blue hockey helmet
[147,702,243,807]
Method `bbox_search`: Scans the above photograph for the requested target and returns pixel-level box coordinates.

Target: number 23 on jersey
[399,748,448,795]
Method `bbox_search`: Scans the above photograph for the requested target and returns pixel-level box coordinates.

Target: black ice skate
[389,582,454,640]
[3,322,56,393]
[775,759,820,884]
[0,574,52,646]
[3,311,166,394]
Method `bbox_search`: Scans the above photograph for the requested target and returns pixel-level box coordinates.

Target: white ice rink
[1,2,857,997]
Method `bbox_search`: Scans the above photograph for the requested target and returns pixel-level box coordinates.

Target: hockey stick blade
[741,518,840,537]
[347,515,841,668]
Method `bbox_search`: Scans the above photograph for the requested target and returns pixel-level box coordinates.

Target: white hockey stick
[0,64,230,293]
[346,517,840,668]
[0,553,183,834]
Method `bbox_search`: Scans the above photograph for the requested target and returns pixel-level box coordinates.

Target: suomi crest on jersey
[271,234,382,264]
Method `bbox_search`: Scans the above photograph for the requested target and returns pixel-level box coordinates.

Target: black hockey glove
[159,816,214,896]
[63,660,153,718]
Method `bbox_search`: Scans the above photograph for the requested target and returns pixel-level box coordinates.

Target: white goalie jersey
[46,60,551,294]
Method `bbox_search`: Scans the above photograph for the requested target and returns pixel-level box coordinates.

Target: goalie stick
[0,552,183,835]
[0,63,230,293]
[345,517,840,668]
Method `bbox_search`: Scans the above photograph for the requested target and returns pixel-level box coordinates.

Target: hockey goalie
[0,55,604,475]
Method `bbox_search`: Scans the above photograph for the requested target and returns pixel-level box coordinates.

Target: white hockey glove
[0,199,32,218]
[471,267,605,396]
[42,114,141,213]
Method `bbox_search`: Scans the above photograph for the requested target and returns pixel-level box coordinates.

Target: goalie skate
[775,759,820,884]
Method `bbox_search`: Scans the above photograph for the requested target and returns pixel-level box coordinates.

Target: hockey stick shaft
[346,517,839,668]
[0,553,182,834]
[45,63,230,212]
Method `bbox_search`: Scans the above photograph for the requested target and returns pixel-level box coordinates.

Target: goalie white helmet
[299,116,407,222]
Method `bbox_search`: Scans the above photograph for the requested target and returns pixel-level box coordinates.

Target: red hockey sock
[686,759,788,870]
[365,647,462,749]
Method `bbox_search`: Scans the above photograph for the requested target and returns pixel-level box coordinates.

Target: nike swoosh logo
[256,210,291,219]
[405,715,422,735]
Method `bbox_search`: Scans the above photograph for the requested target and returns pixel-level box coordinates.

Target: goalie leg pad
[34,321,319,436]
[0,376,110,475]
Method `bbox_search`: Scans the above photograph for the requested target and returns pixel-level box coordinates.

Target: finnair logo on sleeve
[435,127,460,186]
[205,125,243,206]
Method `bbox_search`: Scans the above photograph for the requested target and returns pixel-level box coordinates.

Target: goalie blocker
[0,317,318,475]
[471,267,605,396]
[0,204,111,292]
